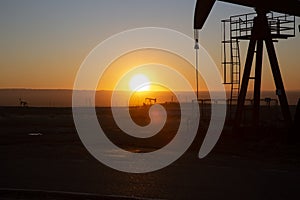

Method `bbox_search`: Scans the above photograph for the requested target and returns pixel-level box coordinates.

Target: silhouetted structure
[293,99,300,134]
[143,98,156,106]
[221,12,295,126]
[194,0,300,130]
[194,0,300,30]
[19,98,28,107]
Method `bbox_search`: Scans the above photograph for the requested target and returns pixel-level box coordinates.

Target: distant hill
[0,89,299,107]
[0,89,175,107]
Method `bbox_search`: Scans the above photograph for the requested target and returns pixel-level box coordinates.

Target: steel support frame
[235,11,292,129]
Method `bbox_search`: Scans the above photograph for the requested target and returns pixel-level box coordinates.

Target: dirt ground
[0,106,300,199]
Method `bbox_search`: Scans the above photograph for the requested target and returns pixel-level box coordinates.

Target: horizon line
[1,88,300,92]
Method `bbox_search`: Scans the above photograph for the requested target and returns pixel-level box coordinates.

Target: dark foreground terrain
[0,106,300,200]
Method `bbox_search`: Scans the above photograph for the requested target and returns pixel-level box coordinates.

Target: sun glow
[129,74,150,91]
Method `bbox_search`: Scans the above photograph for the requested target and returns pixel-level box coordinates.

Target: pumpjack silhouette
[19,98,28,107]
[193,0,300,131]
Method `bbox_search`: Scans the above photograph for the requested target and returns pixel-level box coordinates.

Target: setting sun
[129,74,150,92]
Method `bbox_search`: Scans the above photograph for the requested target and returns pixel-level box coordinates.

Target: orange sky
[0,1,299,91]
[97,49,208,92]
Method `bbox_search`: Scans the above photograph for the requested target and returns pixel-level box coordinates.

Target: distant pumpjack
[194,0,300,129]
[19,98,28,107]
[144,98,157,106]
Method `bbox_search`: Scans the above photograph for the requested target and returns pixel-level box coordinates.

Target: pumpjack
[194,0,300,129]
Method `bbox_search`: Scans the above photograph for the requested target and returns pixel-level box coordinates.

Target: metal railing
[229,12,295,39]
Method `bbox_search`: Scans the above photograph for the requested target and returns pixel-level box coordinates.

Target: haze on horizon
[0,0,299,92]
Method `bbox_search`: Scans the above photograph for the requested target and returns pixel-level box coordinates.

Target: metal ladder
[222,18,241,116]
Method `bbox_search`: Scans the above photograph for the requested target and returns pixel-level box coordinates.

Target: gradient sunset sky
[0,0,299,91]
